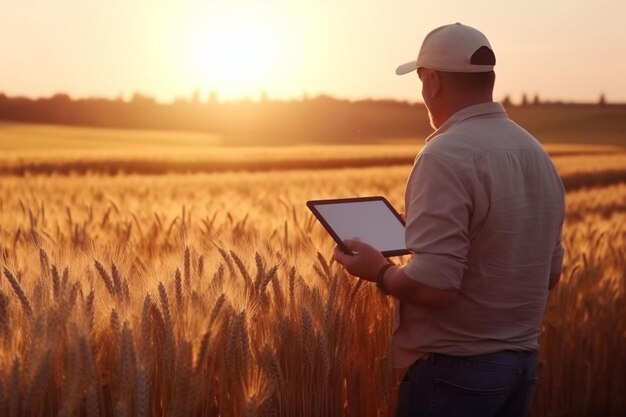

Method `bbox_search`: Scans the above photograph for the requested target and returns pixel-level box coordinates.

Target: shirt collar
[425,102,507,143]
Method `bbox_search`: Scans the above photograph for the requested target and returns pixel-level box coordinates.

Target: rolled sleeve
[404,154,471,290]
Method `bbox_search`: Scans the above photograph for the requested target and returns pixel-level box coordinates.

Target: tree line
[0,92,622,145]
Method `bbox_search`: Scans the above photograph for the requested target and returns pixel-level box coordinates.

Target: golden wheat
[0,166,624,417]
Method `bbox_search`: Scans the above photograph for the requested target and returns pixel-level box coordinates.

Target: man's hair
[438,46,496,93]
[438,71,495,93]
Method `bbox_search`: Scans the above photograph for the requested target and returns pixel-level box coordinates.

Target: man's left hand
[333,239,390,282]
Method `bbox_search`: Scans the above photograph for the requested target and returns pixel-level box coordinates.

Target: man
[333,23,565,417]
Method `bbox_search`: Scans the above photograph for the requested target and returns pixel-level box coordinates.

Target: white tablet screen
[312,199,407,254]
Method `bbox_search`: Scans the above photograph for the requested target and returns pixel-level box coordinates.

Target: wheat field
[0,158,625,416]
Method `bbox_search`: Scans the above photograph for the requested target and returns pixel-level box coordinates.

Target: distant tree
[208,90,219,105]
[313,94,338,103]
[50,93,72,103]
[598,93,606,106]
[191,89,201,104]
[502,95,512,107]
[131,93,156,105]
[260,90,268,103]
[173,96,189,105]
[533,94,541,106]
[521,93,529,106]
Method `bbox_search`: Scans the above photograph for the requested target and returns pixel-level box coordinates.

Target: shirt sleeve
[403,153,471,290]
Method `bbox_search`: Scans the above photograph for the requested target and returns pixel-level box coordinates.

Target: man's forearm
[381,265,457,308]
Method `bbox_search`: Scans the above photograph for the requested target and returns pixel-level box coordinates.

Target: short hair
[438,71,495,93]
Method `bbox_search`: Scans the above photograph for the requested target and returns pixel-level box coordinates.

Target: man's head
[396,23,496,129]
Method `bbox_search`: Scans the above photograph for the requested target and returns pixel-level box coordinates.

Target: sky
[2,0,626,104]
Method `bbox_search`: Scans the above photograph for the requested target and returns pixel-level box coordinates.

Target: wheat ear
[175,268,183,310]
[135,368,150,417]
[94,260,115,298]
[2,267,33,316]
[184,247,191,287]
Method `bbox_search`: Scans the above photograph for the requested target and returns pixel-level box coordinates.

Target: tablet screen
[307,197,410,257]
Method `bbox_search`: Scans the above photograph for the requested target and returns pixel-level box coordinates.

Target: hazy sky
[2,0,625,103]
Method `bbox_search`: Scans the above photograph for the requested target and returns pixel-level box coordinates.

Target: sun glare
[190,25,278,98]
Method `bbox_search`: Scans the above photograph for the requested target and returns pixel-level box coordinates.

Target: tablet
[306,196,411,257]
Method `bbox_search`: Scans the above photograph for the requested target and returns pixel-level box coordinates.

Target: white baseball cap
[396,23,495,75]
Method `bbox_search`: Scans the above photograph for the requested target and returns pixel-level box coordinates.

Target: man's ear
[429,71,442,98]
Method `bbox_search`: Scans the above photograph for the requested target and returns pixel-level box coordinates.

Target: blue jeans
[396,350,539,417]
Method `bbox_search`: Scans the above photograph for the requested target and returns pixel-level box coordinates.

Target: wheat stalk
[195,330,212,374]
[85,387,100,417]
[254,252,266,292]
[135,368,150,417]
[84,290,95,331]
[39,248,50,278]
[230,250,253,288]
[158,282,173,333]
[9,358,21,417]
[2,267,33,316]
[110,309,121,341]
[25,349,53,406]
[120,322,137,392]
[212,263,225,292]
[171,340,193,417]
[184,247,191,288]
[209,293,226,326]
[0,290,10,343]
[50,264,61,301]
[217,247,236,277]
[111,262,124,300]
[94,260,115,298]
[158,282,176,382]
[197,255,205,279]
[0,378,6,417]
[259,265,278,297]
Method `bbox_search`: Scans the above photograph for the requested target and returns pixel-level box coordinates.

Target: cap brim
[395,60,417,75]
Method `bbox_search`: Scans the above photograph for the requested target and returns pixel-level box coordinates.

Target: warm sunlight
[188,24,278,98]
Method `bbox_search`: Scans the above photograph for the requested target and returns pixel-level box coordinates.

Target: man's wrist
[376,263,394,295]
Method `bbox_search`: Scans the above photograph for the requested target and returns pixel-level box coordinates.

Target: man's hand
[333,239,389,282]
[333,238,458,308]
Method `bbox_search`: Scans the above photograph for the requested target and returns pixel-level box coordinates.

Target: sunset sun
[189,24,278,97]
